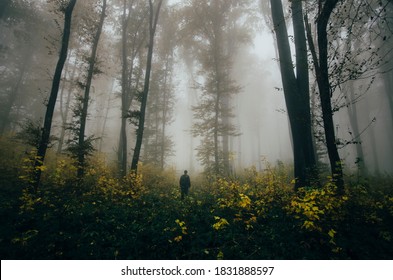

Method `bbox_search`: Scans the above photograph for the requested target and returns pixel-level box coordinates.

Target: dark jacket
[179,174,191,188]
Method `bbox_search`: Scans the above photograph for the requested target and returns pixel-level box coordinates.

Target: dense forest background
[0,0,393,259]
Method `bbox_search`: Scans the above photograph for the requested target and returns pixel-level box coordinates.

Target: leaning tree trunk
[77,0,106,178]
[131,0,163,172]
[32,0,77,192]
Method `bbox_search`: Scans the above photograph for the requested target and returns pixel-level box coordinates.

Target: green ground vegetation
[0,137,392,259]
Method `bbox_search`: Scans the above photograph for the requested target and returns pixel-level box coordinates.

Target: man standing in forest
[179,170,191,200]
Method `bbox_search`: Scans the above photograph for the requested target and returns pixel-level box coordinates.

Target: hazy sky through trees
[1,0,392,177]
[167,22,292,173]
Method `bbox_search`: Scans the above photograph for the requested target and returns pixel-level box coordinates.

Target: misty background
[1,0,392,179]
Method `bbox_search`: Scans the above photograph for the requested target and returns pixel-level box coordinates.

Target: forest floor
[1,150,393,260]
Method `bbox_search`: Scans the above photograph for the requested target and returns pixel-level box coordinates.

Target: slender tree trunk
[118,0,131,177]
[222,93,231,176]
[119,109,128,176]
[58,55,77,153]
[160,60,170,170]
[213,37,222,176]
[33,0,77,191]
[213,92,220,175]
[98,79,115,153]
[383,71,393,141]
[346,80,367,176]
[77,0,106,178]
[369,123,381,175]
[57,54,70,151]
[315,0,344,191]
[118,0,144,176]
[187,71,196,173]
[131,0,163,172]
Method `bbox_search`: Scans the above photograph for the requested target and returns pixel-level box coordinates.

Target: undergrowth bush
[0,143,392,260]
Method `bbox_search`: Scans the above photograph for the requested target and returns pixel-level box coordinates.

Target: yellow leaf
[328,229,336,238]
[302,220,314,230]
[174,235,182,242]
[213,217,229,230]
[217,250,224,260]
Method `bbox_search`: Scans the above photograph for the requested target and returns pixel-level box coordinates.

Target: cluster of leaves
[0,145,392,259]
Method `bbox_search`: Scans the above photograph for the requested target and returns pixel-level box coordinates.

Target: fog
[168,34,292,173]
[1,0,393,179]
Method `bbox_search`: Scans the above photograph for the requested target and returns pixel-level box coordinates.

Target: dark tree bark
[131,0,163,172]
[270,0,317,189]
[119,0,132,177]
[305,0,344,192]
[291,0,318,186]
[118,0,146,176]
[33,0,77,191]
[77,0,107,178]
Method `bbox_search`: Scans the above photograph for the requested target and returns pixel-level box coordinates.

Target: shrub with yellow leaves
[212,216,229,230]
[286,181,349,253]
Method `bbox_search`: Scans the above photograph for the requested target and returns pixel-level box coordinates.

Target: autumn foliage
[0,137,392,259]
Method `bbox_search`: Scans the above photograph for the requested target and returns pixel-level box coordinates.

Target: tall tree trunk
[291,0,317,183]
[33,0,77,191]
[315,0,344,191]
[118,0,131,177]
[99,79,115,153]
[383,71,393,145]
[187,71,196,173]
[160,59,171,170]
[77,0,106,178]
[213,90,220,175]
[57,54,70,151]
[346,80,367,176]
[270,0,317,189]
[118,0,144,176]
[57,55,77,153]
[222,93,231,176]
[119,103,128,176]
[369,122,380,174]
[213,30,223,175]
[131,0,163,172]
